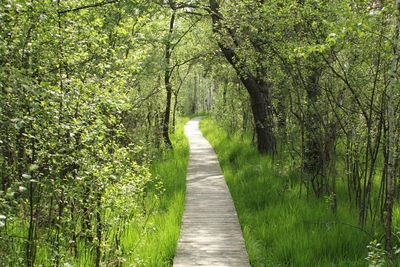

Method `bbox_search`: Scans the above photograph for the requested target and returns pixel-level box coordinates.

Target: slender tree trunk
[192,72,198,113]
[276,88,287,137]
[95,191,103,267]
[303,67,324,196]
[223,80,227,105]
[172,92,178,132]
[384,0,400,260]
[162,11,176,148]
[172,66,190,131]
[26,148,36,267]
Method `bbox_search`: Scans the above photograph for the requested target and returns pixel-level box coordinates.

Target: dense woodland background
[0,0,399,266]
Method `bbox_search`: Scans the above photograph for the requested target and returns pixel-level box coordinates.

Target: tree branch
[58,0,120,14]
[170,52,216,74]
[184,11,208,16]
[171,17,203,50]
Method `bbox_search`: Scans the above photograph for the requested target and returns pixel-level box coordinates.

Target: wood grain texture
[173,117,250,267]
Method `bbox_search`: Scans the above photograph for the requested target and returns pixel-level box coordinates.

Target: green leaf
[18,186,27,192]
[29,164,39,172]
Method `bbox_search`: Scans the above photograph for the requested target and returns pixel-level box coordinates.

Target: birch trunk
[384,0,400,260]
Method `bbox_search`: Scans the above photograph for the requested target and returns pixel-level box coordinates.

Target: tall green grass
[120,118,189,266]
[200,118,377,266]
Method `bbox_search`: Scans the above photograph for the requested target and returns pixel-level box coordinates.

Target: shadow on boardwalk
[173,117,250,267]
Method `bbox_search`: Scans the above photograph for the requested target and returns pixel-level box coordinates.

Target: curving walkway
[173,117,250,267]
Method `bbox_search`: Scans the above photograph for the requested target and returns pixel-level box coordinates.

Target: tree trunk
[209,0,276,154]
[303,67,325,196]
[95,191,103,267]
[246,79,276,154]
[172,92,178,132]
[162,11,176,148]
[384,0,400,260]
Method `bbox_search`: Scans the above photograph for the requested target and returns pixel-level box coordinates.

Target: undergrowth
[200,117,380,267]
[119,117,189,266]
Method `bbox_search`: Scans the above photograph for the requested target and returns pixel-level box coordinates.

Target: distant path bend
[173,117,250,267]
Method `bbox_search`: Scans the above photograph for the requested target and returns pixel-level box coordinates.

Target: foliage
[0,1,191,266]
[1,0,400,265]
[366,240,386,267]
[203,0,400,262]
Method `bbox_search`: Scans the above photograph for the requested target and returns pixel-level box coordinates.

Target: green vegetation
[131,117,188,266]
[201,117,388,266]
[1,0,400,265]
[1,117,188,266]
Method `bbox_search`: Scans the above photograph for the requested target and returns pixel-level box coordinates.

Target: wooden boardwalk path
[173,117,250,267]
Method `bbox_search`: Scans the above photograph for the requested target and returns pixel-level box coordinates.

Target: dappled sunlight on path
[173,117,249,267]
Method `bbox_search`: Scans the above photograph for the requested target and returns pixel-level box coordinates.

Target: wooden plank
[173,117,250,267]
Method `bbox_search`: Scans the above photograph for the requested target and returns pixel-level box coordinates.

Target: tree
[162,8,176,147]
[160,1,206,147]
[384,0,400,261]
[209,0,276,154]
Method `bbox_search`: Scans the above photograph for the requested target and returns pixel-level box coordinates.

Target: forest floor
[173,117,249,266]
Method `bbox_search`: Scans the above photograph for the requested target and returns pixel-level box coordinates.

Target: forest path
[173,117,250,267]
